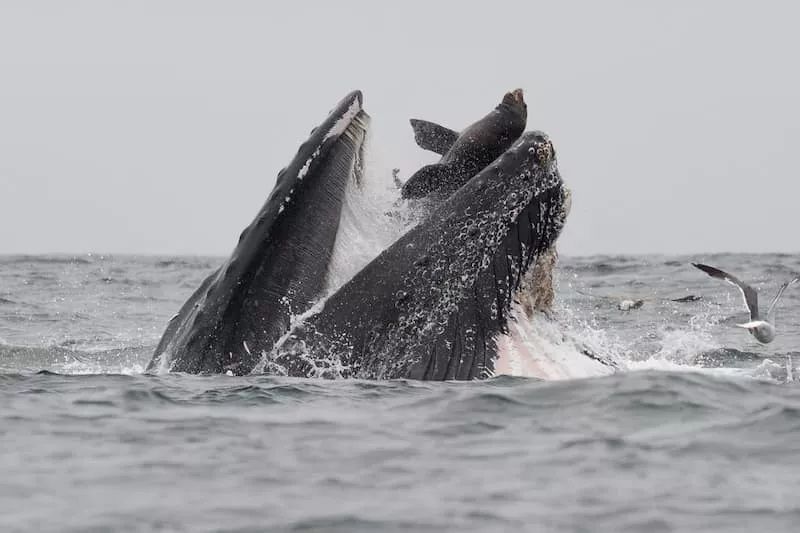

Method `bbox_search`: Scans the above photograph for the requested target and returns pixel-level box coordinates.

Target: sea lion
[401,88,528,199]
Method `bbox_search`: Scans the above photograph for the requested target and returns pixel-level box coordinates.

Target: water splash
[494,308,616,380]
[324,128,412,293]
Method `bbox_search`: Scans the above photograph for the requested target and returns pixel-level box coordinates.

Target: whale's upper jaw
[148,90,371,375]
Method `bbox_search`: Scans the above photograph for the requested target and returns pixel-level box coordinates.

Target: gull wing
[767,276,800,321]
[692,263,759,320]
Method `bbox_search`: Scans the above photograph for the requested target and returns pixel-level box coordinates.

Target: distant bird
[617,298,645,311]
[692,263,799,344]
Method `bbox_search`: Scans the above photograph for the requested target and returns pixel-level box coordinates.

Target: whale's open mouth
[149,90,576,381]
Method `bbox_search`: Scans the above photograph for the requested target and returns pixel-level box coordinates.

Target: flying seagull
[692,263,799,344]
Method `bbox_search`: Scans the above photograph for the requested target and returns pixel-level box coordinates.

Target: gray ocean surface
[1,253,799,532]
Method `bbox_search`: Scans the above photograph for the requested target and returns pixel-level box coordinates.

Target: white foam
[58,359,146,376]
[251,296,330,375]
[650,315,721,365]
[624,356,778,382]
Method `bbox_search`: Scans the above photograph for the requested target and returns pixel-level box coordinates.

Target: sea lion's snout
[502,88,525,107]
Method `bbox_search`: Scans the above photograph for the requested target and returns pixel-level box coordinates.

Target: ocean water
[1,253,799,532]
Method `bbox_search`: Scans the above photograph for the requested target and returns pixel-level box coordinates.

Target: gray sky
[1,1,798,256]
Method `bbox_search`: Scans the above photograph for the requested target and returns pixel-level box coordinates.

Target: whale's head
[280,130,570,380]
[386,130,567,379]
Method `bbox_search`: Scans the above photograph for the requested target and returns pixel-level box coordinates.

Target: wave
[0,255,93,265]
[154,257,221,269]
[1,369,796,410]
[0,343,152,375]
[561,257,649,274]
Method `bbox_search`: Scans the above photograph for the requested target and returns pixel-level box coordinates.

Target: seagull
[692,263,799,344]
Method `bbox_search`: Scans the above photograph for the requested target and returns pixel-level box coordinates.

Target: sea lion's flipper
[401,163,455,199]
[409,119,459,155]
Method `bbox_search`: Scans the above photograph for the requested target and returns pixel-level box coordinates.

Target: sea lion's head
[500,88,527,121]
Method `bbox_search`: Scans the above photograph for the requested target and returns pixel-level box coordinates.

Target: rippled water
[1,254,799,532]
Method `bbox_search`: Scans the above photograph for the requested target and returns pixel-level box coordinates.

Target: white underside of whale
[494,302,614,380]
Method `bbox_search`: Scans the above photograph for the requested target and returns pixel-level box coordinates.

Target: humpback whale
[401,89,527,199]
[148,90,582,380]
[147,91,369,375]
[268,131,568,379]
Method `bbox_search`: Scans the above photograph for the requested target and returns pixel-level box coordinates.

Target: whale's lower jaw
[147,91,370,375]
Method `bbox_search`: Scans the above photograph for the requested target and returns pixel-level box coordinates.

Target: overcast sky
[1,1,797,256]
